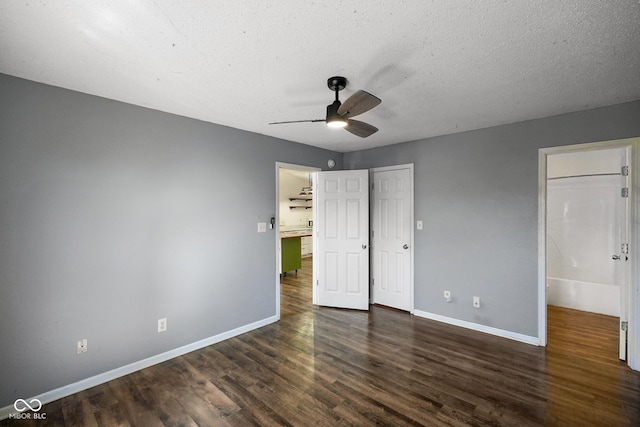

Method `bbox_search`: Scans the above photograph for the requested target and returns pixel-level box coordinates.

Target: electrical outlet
[77,338,88,354]
[444,290,452,302]
[158,318,167,332]
[473,296,480,308]
[416,220,423,230]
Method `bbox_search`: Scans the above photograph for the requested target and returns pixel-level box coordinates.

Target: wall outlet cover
[158,318,167,332]
[77,338,88,354]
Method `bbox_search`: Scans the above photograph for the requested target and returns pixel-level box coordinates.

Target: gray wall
[0,74,342,408]
[344,100,640,337]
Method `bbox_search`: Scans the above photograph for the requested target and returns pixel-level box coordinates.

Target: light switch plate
[257,222,267,232]
[417,220,423,230]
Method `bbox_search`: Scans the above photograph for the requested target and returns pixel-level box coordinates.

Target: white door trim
[538,138,640,371]
[275,162,321,320]
[370,164,415,313]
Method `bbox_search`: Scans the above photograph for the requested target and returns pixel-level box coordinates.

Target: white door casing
[313,170,370,310]
[617,148,630,360]
[371,166,414,311]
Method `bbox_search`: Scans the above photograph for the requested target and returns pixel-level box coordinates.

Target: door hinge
[372,230,375,237]
[316,280,319,287]
[371,182,374,190]
[622,321,628,332]
[621,187,629,198]
[622,166,629,176]
[622,243,629,254]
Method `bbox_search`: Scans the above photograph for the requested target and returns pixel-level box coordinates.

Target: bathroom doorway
[546,147,627,317]
[546,147,628,360]
[538,138,639,369]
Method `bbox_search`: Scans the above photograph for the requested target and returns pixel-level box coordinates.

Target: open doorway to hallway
[276,163,319,318]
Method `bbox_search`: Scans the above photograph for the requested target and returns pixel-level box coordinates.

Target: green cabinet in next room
[281,236,301,274]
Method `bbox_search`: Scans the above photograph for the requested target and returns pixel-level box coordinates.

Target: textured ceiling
[1,1,639,152]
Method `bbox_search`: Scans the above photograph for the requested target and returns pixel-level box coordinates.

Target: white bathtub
[547,277,619,316]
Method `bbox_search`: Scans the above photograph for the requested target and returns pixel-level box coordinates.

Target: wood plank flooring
[3,257,640,426]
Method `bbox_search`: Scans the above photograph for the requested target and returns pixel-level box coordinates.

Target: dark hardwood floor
[3,257,640,426]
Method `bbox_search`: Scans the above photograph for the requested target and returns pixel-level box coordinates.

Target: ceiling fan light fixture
[327,118,348,128]
[326,100,348,128]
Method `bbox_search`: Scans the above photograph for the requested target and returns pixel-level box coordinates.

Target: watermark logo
[14,398,42,412]
[9,398,46,420]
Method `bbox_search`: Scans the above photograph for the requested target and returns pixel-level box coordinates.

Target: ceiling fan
[269,76,381,138]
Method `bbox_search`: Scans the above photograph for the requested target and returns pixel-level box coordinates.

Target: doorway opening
[275,163,319,319]
[538,138,639,370]
[277,164,415,314]
[546,146,627,363]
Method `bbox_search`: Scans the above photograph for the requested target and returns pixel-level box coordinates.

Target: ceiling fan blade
[337,90,381,118]
[269,119,325,125]
[345,119,378,138]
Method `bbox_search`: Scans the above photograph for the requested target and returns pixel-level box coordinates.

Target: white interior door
[313,170,369,310]
[371,166,413,311]
[617,149,630,360]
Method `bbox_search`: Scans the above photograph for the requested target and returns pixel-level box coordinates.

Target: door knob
[362,244,367,249]
[403,244,409,249]
[612,255,621,260]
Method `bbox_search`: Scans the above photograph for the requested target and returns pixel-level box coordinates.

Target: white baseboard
[0,314,279,421]
[413,309,540,346]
